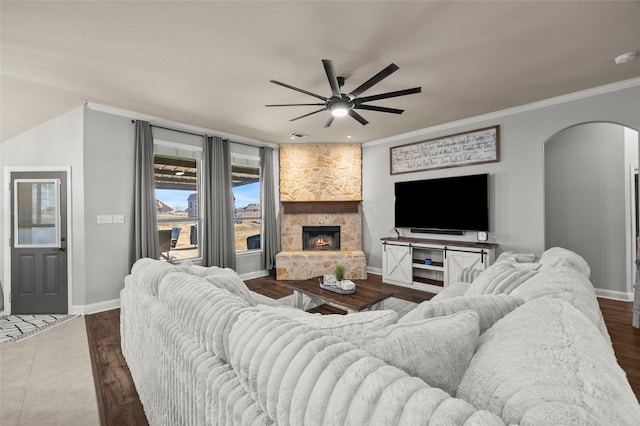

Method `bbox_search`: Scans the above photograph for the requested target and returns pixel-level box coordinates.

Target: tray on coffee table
[287,277,393,313]
[319,281,357,295]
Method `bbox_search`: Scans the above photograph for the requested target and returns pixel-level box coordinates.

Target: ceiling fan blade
[354,104,404,114]
[324,115,334,128]
[322,59,342,97]
[289,107,327,122]
[349,63,399,98]
[348,110,369,126]
[265,103,325,107]
[270,80,327,101]
[356,87,421,103]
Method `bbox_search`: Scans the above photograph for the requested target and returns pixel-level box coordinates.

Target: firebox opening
[302,226,340,251]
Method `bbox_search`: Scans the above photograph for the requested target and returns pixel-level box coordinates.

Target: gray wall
[545,123,627,293]
[361,82,640,299]
[83,107,136,304]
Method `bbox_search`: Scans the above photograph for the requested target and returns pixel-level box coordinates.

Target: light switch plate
[113,215,125,224]
[97,215,113,224]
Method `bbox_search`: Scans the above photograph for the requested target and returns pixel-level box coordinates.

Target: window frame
[231,145,262,253]
[154,139,203,262]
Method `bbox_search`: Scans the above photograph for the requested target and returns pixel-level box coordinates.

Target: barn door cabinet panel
[381,237,497,294]
[382,242,413,285]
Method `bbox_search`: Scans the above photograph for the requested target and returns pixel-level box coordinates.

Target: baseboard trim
[239,270,270,281]
[595,288,633,302]
[70,298,121,315]
[367,267,383,276]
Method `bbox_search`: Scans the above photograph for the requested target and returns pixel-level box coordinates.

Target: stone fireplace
[275,144,367,280]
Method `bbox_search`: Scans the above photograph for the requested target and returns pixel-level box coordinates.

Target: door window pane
[14,179,60,247]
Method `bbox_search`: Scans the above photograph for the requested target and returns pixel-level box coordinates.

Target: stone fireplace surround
[276,201,367,280]
[275,144,367,280]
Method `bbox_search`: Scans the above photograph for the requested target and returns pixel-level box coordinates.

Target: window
[154,141,202,261]
[153,137,262,260]
[231,144,261,252]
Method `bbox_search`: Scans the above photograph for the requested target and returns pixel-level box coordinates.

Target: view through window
[232,147,261,252]
[154,143,262,262]
[154,154,200,261]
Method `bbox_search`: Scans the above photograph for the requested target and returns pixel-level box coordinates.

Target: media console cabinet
[381,237,498,294]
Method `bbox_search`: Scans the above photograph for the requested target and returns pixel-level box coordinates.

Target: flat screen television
[394,173,489,232]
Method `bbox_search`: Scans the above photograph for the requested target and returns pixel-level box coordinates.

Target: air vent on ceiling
[289,132,309,139]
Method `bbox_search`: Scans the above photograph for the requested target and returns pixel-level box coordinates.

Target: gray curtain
[202,136,236,269]
[133,120,159,261]
[261,147,280,271]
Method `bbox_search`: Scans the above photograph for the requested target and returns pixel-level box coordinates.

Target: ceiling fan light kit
[266,59,421,127]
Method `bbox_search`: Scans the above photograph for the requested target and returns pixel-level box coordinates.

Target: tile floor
[0,316,100,425]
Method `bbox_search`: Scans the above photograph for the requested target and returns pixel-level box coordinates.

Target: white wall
[1,106,86,313]
[362,80,640,299]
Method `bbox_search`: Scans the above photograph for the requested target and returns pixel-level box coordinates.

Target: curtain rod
[131,120,264,149]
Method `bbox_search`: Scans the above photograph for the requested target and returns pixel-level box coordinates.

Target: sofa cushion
[158,271,251,361]
[400,294,524,334]
[204,274,256,306]
[130,257,179,295]
[228,309,505,425]
[539,246,591,278]
[510,265,609,340]
[349,310,480,396]
[495,251,537,263]
[464,261,539,296]
[430,281,470,300]
[254,305,399,341]
[456,297,640,425]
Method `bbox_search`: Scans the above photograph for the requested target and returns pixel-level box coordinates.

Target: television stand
[381,237,498,293]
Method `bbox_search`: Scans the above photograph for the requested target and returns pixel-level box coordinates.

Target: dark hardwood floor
[85,308,149,426]
[598,297,640,399]
[84,275,639,425]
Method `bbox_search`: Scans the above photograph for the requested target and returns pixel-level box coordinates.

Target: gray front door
[10,171,68,314]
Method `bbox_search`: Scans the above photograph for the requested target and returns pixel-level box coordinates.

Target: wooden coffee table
[286,278,393,314]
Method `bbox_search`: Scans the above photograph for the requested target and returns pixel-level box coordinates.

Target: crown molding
[363,77,640,148]
[85,102,278,149]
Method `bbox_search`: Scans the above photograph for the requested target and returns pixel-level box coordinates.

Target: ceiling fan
[266,59,421,127]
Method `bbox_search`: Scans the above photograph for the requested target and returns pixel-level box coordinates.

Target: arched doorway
[544,122,638,306]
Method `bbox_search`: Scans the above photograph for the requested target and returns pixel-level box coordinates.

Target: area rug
[0,314,78,343]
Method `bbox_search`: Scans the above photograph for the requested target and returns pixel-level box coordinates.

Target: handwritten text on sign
[390,126,500,174]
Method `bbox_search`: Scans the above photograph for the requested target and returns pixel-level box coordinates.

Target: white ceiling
[2,1,639,144]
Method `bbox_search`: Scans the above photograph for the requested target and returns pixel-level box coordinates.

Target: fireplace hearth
[302,226,340,251]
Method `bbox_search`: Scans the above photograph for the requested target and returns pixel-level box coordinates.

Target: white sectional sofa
[120,248,640,425]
